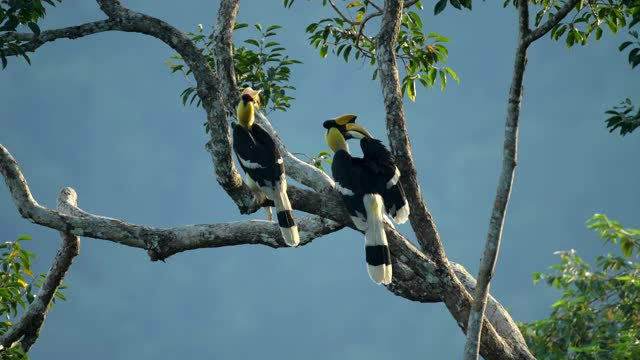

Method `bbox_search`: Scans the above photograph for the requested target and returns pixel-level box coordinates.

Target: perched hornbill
[232,87,299,247]
[324,114,410,285]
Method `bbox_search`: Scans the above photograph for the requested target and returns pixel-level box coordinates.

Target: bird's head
[237,87,262,127]
[323,114,373,140]
[240,87,262,108]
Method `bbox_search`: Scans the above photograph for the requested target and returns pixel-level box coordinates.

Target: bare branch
[0,189,80,351]
[465,1,583,358]
[0,20,116,54]
[0,144,340,260]
[463,0,531,357]
[526,0,581,45]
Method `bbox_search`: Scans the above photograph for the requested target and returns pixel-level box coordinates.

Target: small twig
[328,0,358,25]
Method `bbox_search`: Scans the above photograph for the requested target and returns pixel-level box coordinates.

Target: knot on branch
[139,228,177,262]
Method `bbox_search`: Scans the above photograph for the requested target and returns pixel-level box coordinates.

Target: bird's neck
[237,101,255,128]
[326,128,349,153]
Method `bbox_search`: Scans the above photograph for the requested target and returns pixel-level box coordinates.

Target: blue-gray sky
[1,1,638,359]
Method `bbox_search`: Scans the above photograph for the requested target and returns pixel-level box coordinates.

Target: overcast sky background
[1,1,639,359]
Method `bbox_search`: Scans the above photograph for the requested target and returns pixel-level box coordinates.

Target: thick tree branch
[212,0,241,111]
[376,1,533,359]
[0,144,338,259]
[0,189,80,352]
[375,0,444,260]
[525,0,581,45]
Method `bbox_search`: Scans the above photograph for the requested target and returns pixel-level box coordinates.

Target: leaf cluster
[0,0,61,68]
[299,1,460,102]
[166,22,301,133]
[520,215,640,360]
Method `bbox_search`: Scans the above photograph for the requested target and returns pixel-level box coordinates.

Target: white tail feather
[364,194,392,285]
[271,179,300,247]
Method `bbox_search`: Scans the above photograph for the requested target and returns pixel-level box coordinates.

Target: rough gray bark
[464,0,581,359]
[0,188,80,352]
[0,0,571,358]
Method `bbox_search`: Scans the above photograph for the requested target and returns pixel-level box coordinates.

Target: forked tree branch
[0,1,540,358]
[0,189,80,352]
[525,0,582,45]
[464,0,580,358]
[0,142,527,345]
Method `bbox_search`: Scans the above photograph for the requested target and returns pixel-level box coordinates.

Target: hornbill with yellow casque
[323,114,409,284]
[232,87,299,247]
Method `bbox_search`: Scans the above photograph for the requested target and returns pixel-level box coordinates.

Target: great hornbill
[232,87,299,247]
[324,114,409,285]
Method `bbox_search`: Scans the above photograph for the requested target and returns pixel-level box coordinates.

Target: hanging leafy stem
[0,0,62,68]
[291,0,464,101]
[166,22,302,133]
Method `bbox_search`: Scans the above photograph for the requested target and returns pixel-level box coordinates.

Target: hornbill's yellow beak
[323,114,373,139]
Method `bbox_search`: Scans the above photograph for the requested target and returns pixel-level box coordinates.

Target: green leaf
[449,0,462,10]
[320,44,328,58]
[266,25,283,32]
[27,21,40,36]
[434,0,447,15]
[621,239,633,258]
[595,27,603,40]
[234,23,249,30]
[244,39,260,47]
[406,78,416,101]
[343,45,352,62]
[443,67,458,83]
[255,23,263,32]
[17,235,32,241]
[619,41,633,52]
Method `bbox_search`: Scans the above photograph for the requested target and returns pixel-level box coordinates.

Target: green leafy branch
[0,0,62,69]
[166,22,301,133]
[297,0,461,101]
